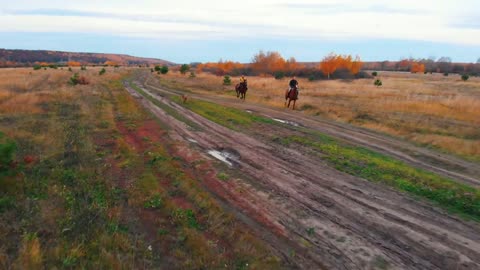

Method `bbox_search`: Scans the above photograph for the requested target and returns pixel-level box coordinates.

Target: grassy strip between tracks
[171,96,480,221]
[127,80,202,131]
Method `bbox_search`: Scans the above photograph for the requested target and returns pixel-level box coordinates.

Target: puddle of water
[245,110,253,114]
[273,118,300,127]
[208,149,240,167]
[187,138,198,144]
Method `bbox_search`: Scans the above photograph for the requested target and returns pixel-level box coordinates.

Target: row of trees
[193,51,365,80]
[364,57,480,75]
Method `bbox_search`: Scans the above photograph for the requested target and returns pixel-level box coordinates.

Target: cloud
[1,0,480,45]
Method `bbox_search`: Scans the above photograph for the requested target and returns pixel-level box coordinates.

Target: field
[2,67,480,269]
[158,71,480,161]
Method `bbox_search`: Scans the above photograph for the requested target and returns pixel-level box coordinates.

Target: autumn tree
[349,56,363,75]
[410,62,425,73]
[104,61,118,66]
[251,51,286,75]
[68,61,81,67]
[319,53,341,79]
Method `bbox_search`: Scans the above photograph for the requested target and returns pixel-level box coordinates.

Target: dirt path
[125,74,480,269]
[143,77,480,188]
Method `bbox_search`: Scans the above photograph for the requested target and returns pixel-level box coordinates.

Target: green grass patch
[277,134,480,221]
[170,96,275,130]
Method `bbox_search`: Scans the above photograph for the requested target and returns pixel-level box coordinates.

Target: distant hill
[0,49,173,67]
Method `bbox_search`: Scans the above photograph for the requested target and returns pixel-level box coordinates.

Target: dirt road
[124,73,480,269]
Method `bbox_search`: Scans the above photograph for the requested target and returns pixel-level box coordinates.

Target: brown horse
[285,87,299,110]
[235,81,248,100]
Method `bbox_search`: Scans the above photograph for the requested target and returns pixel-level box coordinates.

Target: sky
[1,0,479,63]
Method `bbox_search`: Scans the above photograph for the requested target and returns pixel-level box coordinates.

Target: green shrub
[154,65,161,72]
[223,75,232,85]
[0,132,16,177]
[444,72,449,76]
[49,64,58,69]
[99,68,106,75]
[81,66,87,71]
[372,71,378,76]
[68,67,72,72]
[461,74,469,81]
[308,75,315,81]
[160,65,169,74]
[180,64,190,74]
[69,73,89,85]
[33,65,41,70]
[274,71,285,79]
[374,79,382,87]
[150,68,154,73]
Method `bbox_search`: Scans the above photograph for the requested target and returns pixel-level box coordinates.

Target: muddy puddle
[208,148,241,167]
[273,118,300,127]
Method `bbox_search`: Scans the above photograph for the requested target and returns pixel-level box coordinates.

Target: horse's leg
[292,100,296,110]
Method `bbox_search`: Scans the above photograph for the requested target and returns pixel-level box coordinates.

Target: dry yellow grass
[158,71,480,160]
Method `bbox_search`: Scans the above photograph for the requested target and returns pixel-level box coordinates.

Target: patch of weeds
[171,209,200,229]
[144,194,163,209]
[217,172,229,181]
[157,228,169,236]
[371,255,389,270]
[306,227,315,236]
[0,196,15,213]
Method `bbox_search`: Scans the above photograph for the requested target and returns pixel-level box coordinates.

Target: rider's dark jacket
[289,79,298,88]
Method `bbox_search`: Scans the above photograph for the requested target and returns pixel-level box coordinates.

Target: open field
[156,71,480,161]
[2,67,480,269]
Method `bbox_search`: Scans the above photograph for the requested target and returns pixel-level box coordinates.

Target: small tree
[180,64,190,75]
[69,73,89,85]
[372,71,378,77]
[223,75,232,85]
[274,71,285,80]
[461,74,469,81]
[374,79,382,87]
[33,65,41,70]
[99,68,106,75]
[160,65,169,74]
[154,65,161,72]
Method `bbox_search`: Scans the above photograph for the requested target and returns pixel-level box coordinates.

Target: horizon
[1,0,480,63]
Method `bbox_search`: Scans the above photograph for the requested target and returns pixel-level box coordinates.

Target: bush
[372,71,378,77]
[308,75,315,81]
[274,71,285,79]
[374,79,382,87]
[154,65,161,72]
[160,65,169,74]
[81,66,87,71]
[99,68,106,75]
[69,73,89,85]
[49,64,58,69]
[68,67,72,72]
[180,64,190,75]
[150,68,154,73]
[461,74,469,81]
[444,72,449,76]
[0,132,16,177]
[33,65,41,70]
[223,75,232,85]
[189,71,196,78]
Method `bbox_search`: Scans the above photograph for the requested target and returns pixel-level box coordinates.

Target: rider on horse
[240,75,247,87]
[288,76,298,98]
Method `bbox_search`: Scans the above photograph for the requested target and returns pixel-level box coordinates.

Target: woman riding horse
[236,75,248,100]
[285,76,299,109]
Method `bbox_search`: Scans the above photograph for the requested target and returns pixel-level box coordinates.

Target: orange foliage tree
[349,55,363,75]
[410,62,425,73]
[319,53,342,79]
[104,61,118,66]
[68,61,82,67]
[251,51,286,75]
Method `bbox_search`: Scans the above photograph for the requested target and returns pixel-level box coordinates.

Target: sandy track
[124,75,480,269]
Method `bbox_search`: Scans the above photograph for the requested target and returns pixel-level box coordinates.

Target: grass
[170,95,276,130]
[153,70,480,161]
[0,68,281,269]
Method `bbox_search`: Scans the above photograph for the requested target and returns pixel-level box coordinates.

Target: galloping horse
[285,87,298,110]
[235,81,248,100]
